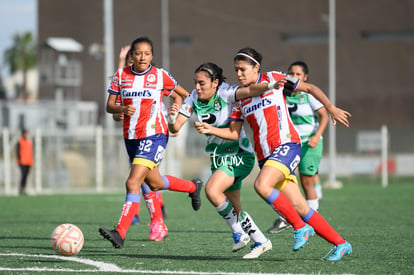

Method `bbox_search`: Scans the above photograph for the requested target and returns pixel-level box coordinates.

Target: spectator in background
[17,129,33,195]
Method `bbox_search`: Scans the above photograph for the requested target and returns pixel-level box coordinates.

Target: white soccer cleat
[232,232,251,252]
[243,239,272,259]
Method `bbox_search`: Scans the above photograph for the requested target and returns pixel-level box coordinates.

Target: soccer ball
[51,223,84,256]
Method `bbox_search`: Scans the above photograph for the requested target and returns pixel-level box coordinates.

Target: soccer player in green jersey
[168,62,272,259]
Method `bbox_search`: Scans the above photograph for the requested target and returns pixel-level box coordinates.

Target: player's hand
[308,135,320,148]
[274,78,287,89]
[328,106,351,127]
[123,105,136,116]
[119,45,130,59]
[194,122,212,134]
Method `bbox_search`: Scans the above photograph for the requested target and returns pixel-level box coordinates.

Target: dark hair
[194,62,226,86]
[288,61,309,75]
[130,37,154,54]
[234,47,263,67]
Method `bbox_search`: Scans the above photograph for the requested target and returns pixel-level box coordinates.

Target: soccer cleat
[189,178,203,211]
[98,227,124,248]
[232,232,251,252]
[322,241,352,261]
[243,239,272,259]
[148,221,168,242]
[267,218,292,234]
[292,224,315,251]
[132,215,140,225]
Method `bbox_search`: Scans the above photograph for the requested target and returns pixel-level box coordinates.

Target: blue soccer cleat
[322,241,352,261]
[292,224,315,251]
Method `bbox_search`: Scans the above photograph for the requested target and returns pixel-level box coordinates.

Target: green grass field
[1,177,413,274]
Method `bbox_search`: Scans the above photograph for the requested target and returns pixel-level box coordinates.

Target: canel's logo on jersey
[243,98,272,114]
[122,89,153,98]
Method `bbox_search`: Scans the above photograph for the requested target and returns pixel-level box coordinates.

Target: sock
[302,208,345,245]
[239,210,267,243]
[265,189,307,230]
[162,175,196,193]
[116,193,140,239]
[144,191,163,223]
[307,199,319,211]
[216,199,244,233]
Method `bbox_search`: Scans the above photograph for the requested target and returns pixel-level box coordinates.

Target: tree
[3,31,37,100]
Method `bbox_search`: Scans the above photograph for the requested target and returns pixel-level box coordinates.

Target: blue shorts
[124,134,168,169]
[258,142,301,174]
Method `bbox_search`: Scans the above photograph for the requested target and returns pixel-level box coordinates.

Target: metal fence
[1,123,413,196]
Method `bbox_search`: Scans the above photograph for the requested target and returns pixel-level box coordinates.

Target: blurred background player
[16,129,33,195]
[268,61,328,234]
[169,62,273,259]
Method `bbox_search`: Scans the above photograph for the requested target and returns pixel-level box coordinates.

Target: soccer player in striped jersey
[168,62,273,259]
[196,47,352,261]
[99,37,203,248]
[114,45,168,242]
[268,61,328,234]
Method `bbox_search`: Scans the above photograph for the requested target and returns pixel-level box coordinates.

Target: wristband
[267,82,275,90]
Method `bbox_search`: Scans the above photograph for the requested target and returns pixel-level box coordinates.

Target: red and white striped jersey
[108,65,177,139]
[229,71,301,161]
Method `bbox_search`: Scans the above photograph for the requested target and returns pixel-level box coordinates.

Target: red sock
[116,194,140,239]
[267,189,306,229]
[164,175,196,193]
[305,210,345,245]
[144,191,163,223]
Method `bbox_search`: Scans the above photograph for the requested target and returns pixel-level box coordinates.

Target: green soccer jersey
[286,92,324,142]
[180,82,253,156]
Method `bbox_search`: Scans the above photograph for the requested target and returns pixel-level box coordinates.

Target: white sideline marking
[0,253,354,274]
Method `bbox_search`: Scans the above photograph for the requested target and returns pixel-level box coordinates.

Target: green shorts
[210,150,255,192]
[298,139,323,176]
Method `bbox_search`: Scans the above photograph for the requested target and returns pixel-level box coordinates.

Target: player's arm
[296,81,351,127]
[235,83,270,101]
[106,93,136,115]
[194,120,242,141]
[173,85,190,99]
[168,111,188,134]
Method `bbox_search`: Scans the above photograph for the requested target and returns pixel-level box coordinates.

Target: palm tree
[3,31,37,100]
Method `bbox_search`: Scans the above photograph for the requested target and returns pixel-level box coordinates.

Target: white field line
[0,253,355,275]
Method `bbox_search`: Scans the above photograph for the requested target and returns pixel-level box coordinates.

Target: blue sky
[0,0,36,78]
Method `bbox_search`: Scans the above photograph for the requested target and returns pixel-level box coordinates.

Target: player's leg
[99,163,148,248]
[138,134,203,211]
[314,173,323,200]
[205,170,250,252]
[141,182,168,241]
[298,141,323,210]
[281,180,352,260]
[256,143,314,251]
